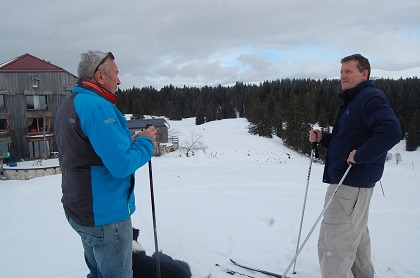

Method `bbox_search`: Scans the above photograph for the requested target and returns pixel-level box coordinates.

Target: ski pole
[148,159,161,278]
[292,142,319,274]
[282,164,353,278]
[146,125,161,278]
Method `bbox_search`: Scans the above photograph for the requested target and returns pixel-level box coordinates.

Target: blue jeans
[66,214,133,278]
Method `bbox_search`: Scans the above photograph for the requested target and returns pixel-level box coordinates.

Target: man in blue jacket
[55,50,157,278]
[310,54,401,278]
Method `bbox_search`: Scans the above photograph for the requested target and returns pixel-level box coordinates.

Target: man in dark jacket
[55,50,157,278]
[310,54,401,278]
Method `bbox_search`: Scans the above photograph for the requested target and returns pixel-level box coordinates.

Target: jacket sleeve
[354,92,401,164]
[319,132,332,148]
[81,104,154,179]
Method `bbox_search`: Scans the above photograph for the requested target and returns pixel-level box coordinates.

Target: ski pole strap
[311,142,319,158]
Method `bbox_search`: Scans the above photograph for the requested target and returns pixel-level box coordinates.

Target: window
[28,117,51,133]
[32,79,39,88]
[28,139,51,159]
[26,95,47,110]
[0,95,4,107]
[0,143,9,158]
[0,119,7,130]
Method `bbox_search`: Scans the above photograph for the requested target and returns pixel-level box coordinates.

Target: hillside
[0,118,419,278]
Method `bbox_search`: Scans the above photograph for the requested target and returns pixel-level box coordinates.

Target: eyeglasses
[94,52,114,73]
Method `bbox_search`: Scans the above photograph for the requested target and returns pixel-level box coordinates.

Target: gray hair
[77,50,111,81]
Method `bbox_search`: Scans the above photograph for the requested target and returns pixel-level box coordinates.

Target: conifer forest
[116,77,420,157]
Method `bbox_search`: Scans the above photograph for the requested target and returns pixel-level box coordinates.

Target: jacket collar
[340,80,374,104]
[75,81,117,104]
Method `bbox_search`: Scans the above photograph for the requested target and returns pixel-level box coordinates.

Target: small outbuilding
[126,118,170,144]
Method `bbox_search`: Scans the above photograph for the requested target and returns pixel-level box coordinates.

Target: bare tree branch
[180,130,207,157]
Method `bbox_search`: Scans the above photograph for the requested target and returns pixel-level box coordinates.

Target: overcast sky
[1,0,419,89]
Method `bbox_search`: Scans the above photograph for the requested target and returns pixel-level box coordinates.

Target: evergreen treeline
[116,77,420,155]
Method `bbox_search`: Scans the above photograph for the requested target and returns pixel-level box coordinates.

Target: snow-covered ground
[0,117,418,278]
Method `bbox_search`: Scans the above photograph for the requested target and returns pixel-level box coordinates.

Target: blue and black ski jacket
[55,81,154,226]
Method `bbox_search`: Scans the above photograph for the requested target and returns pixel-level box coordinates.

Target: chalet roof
[126,118,169,129]
[0,53,69,73]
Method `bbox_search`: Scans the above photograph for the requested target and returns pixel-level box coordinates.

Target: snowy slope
[0,118,419,278]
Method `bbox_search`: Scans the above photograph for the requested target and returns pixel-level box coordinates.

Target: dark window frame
[26,95,48,110]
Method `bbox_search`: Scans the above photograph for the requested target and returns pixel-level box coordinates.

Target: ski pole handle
[311,142,319,158]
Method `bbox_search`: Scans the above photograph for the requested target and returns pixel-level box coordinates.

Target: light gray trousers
[318,184,374,278]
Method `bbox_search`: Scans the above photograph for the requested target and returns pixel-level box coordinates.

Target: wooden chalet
[0,53,77,161]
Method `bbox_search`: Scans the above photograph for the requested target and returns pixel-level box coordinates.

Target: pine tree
[283,94,309,153]
[215,106,224,120]
[131,99,144,120]
[205,103,216,122]
[406,111,420,151]
[195,105,205,125]
[182,103,192,118]
[248,95,272,138]
[272,102,283,138]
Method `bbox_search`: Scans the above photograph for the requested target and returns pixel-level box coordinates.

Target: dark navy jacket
[320,80,401,188]
[55,82,154,226]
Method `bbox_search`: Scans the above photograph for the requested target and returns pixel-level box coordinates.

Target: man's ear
[94,70,106,86]
[362,69,369,80]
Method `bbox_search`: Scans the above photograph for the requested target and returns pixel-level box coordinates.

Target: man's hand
[347,149,357,165]
[309,129,322,143]
[132,125,157,144]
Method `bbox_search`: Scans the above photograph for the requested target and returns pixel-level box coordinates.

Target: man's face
[340,60,368,90]
[96,58,121,94]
